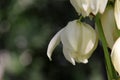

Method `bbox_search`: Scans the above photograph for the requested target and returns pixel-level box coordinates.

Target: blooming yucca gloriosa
[47,20,98,65]
[47,0,120,79]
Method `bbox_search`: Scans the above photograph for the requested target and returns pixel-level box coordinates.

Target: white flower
[101,6,118,49]
[70,0,108,17]
[114,0,120,30]
[47,20,98,65]
[111,37,120,75]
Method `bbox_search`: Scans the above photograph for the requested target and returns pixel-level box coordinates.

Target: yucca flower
[114,0,120,30]
[111,37,120,75]
[70,0,108,17]
[100,6,118,49]
[47,20,98,65]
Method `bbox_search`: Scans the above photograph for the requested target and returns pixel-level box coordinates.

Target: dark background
[0,0,107,80]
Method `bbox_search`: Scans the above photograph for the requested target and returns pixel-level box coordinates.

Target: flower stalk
[95,15,117,80]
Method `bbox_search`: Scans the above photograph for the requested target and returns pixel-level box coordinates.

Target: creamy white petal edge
[111,37,120,75]
[90,0,99,15]
[114,0,120,30]
[63,47,75,65]
[99,0,108,13]
[101,6,116,49]
[47,29,63,60]
[70,0,108,16]
[70,0,90,16]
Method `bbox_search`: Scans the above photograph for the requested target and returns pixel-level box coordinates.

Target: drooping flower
[100,6,119,49]
[47,20,98,65]
[114,0,120,30]
[70,0,108,17]
[111,37,120,75]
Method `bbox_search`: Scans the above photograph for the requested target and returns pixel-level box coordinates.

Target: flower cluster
[100,5,120,76]
[47,0,120,78]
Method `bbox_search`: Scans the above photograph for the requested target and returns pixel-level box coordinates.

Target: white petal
[79,23,98,58]
[99,0,108,13]
[82,0,91,16]
[70,0,83,15]
[81,59,88,64]
[70,0,90,16]
[71,22,98,63]
[114,0,120,30]
[111,37,120,75]
[61,20,82,52]
[63,47,75,65]
[101,6,117,49]
[61,20,98,64]
[90,0,99,15]
[47,29,63,60]
[82,0,89,11]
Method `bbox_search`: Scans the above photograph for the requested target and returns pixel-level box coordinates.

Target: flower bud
[114,0,120,30]
[111,37,120,76]
[100,6,118,49]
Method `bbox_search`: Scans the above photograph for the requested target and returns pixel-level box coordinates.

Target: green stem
[95,15,116,80]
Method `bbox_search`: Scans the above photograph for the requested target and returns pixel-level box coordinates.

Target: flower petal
[63,47,75,65]
[70,0,83,15]
[47,29,63,60]
[79,23,98,58]
[90,0,99,15]
[61,20,82,52]
[111,37,120,75]
[99,0,108,13]
[101,6,117,49]
[82,0,90,11]
[70,22,98,64]
[61,20,98,64]
[70,0,90,16]
[114,0,120,30]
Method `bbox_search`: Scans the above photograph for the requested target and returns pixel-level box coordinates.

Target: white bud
[101,6,118,49]
[114,0,120,30]
[111,37,120,75]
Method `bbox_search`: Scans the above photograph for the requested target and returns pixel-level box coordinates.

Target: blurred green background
[0,0,107,80]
